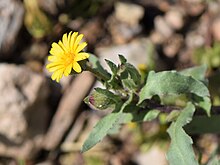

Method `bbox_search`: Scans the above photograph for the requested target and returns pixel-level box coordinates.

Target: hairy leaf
[139,71,210,115]
[118,54,127,64]
[88,54,111,81]
[82,93,133,152]
[122,105,160,123]
[119,55,141,90]
[81,112,122,152]
[180,65,207,83]
[167,103,199,165]
[105,59,118,75]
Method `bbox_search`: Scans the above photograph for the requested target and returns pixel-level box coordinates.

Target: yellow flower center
[64,52,75,66]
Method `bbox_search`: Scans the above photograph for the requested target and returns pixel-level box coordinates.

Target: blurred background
[0,0,220,164]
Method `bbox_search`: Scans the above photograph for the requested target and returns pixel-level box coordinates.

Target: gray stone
[114,2,144,26]
[165,7,185,30]
[107,15,142,44]
[163,34,183,57]
[186,31,205,48]
[0,64,49,158]
[0,0,24,57]
[133,146,167,165]
[107,2,144,44]
[154,16,173,39]
[212,17,220,42]
[95,38,154,69]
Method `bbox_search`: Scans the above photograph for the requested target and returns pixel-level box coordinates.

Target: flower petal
[52,69,64,82]
[47,65,64,72]
[46,62,62,69]
[62,33,68,47]
[76,42,87,53]
[50,43,64,56]
[48,55,59,62]
[67,31,73,47]
[70,32,78,49]
[58,40,68,52]
[73,62,82,73]
[75,52,90,61]
[74,34,83,51]
[64,64,72,76]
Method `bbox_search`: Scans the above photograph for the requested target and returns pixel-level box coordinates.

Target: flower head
[46,31,90,82]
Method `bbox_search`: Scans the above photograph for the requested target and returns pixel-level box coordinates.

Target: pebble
[154,16,173,38]
[165,7,185,30]
[114,2,144,26]
[211,17,220,41]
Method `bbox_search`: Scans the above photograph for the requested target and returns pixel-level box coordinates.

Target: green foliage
[24,0,52,38]
[83,55,214,165]
[193,42,220,68]
[87,54,111,82]
[139,70,209,101]
[81,111,122,152]
[167,103,199,165]
[180,65,207,83]
[138,70,211,115]
[84,88,121,110]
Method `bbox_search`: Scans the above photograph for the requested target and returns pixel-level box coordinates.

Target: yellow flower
[46,31,90,82]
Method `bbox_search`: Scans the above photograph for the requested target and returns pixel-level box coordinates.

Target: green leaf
[120,70,137,90]
[118,54,127,64]
[180,65,208,84]
[122,105,160,123]
[139,71,210,101]
[167,103,199,165]
[138,71,211,115]
[118,57,141,90]
[105,59,118,75]
[81,104,160,152]
[88,54,111,81]
[124,63,141,86]
[195,96,211,116]
[166,110,181,122]
[82,93,133,152]
[81,112,122,152]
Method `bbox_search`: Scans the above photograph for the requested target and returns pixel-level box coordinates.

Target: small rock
[150,30,166,45]
[95,38,154,69]
[163,34,184,57]
[37,0,65,15]
[107,2,144,44]
[0,0,24,58]
[0,64,49,158]
[211,17,220,41]
[107,15,142,44]
[114,2,144,26]
[22,42,49,61]
[183,0,206,16]
[165,7,185,30]
[154,16,173,38]
[133,146,167,165]
[80,18,104,46]
[185,31,205,48]
[208,1,220,15]
[35,161,54,165]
